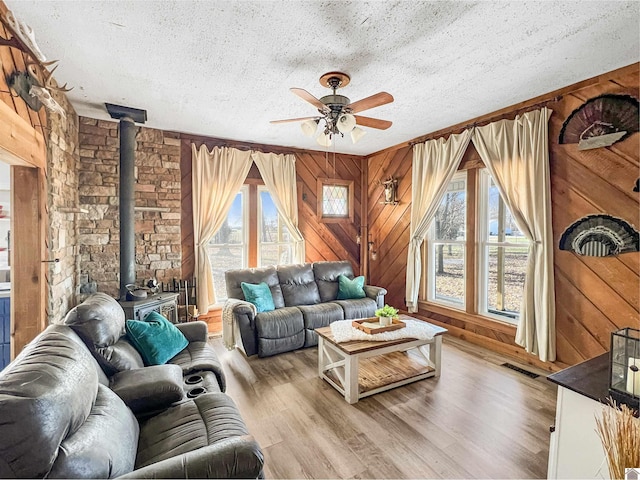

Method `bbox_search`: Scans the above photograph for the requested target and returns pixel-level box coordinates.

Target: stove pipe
[119,117,136,300]
[105,103,147,300]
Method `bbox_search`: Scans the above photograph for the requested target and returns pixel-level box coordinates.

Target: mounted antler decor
[559,94,639,150]
[0,9,71,116]
[379,177,398,205]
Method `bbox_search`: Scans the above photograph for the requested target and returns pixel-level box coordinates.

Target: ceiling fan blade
[270,116,319,124]
[290,88,329,113]
[354,115,392,130]
[348,92,394,114]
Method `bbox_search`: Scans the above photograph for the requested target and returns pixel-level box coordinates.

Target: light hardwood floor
[210,336,557,479]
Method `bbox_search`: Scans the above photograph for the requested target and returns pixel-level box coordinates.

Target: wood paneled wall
[549,68,639,366]
[0,1,49,356]
[367,64,639,370]
[180,134,364,280]
[0,4,47,147]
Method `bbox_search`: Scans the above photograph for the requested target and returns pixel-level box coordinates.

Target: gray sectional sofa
[225,260,387,357]
[0,293,263,479]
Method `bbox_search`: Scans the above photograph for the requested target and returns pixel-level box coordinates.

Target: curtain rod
[408,95,563,147]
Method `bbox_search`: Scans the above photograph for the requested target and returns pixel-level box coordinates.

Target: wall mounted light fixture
[368,239,377,261]
[380,177,399,205]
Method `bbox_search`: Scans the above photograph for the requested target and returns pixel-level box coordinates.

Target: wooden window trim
[417,299,517,336]
[316,178,354,223]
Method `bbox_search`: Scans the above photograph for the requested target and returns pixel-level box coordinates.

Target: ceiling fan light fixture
[337,113,356,133]
[317,132,332,147]
[351,126,367,143]
[301,119,318,137]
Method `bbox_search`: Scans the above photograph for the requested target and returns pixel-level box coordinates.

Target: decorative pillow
[125,311,188,366]
[337,274,366,300]
[241,281,275,313]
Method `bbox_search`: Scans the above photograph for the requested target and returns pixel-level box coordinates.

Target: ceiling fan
[270,71,394,146]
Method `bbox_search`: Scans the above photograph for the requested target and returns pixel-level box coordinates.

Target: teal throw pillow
[337,274,366,300]
[241,281,275,313]
[125,311,188,366]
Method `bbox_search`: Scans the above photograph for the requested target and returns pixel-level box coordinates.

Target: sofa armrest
[175,321,208,342]
[109,364,184,415]
[229,299,256,319]
[118,435,264,479]
[227,300,258,357]
[364,285,387,308]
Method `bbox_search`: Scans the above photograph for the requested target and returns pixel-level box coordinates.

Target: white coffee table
[315,315,447,404]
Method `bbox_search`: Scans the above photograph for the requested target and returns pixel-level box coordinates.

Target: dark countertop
[548,353,639,411]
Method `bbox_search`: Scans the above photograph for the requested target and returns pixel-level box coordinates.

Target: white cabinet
[547,386,610,479]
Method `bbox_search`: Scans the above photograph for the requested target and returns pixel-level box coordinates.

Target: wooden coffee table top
[315,314,447,355]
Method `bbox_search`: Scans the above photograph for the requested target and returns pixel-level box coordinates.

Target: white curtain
[472,108,556,362]
[405,129,473,312]
[192,144,253,313]
[252,151,305,263]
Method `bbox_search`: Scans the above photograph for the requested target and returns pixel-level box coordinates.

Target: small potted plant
[375,304,399,327]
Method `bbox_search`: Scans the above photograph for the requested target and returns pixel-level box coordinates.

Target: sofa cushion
[135,393,249,469]
[313,261,355,302]
[0,328,100,478]
[277,263,321,306]
[255,306,304,339]
[241,281,275,313]
[298,303,345,348]
[255,307,305,357]
[48,385,139,479]
[337,274,366,300]
[258,333,305,357]
[46,323,111,386]
[297,303,344,330]
[226,266,285,309]
[64,292,125,346]
[169,341,226,391]
[126,312,189,366]
[64,292,131,376]
[334,297,378,319]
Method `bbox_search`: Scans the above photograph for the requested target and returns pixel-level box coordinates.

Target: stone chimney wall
[47,89,80,323]
[77,117,181,298]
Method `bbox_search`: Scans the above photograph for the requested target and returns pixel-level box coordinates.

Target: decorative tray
[352,317,406,334]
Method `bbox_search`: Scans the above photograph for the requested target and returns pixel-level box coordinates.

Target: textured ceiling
[6,0,640,155]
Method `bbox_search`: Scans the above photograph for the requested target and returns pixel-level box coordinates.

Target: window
[423,168,529,325]
[478,171,528,322]
[427,172,467,308]
[207,184,297,304]
[258,186,293,266]
[317,178,354,222]
[207,186,248,303]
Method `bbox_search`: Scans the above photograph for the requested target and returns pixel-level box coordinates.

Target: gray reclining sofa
[0,293,263,478]
[225,260,387,357]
